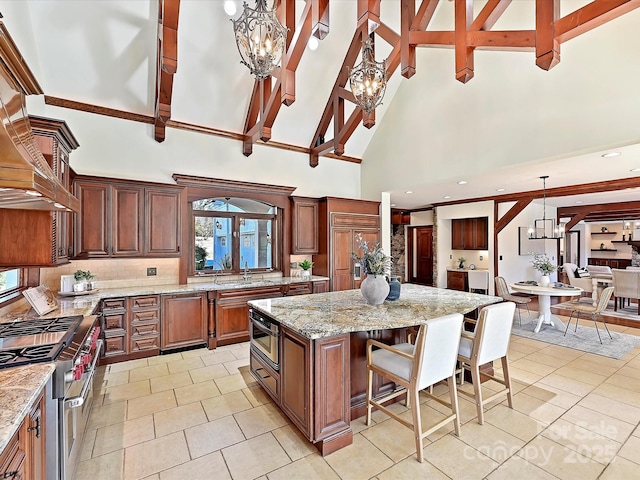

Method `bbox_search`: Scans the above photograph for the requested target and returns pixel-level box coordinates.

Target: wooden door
[74,181,110,257]
[112,185,144,257]
[161,293,207,350]
[332,228,354,291]
[26,391,45,480]
[415,226,433,285]
[145,187,181,256]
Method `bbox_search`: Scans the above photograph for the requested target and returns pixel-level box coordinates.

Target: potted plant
[458,257,466,269]
[531,253,556,287]
[298,259,313,278]
[84,271,96,290]
[73,269,88,292]
[352,233,392,305]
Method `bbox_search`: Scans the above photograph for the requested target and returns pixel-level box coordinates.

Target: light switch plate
[290,262,298,269]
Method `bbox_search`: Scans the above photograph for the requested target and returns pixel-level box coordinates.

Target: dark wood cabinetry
[312,280,329,293]
[451,217,488,250]
[101,298,128,359]
[291,197,319,254]
[447,270,468,291]
[161,292,207,351]
[129,295,161,354]
[588,257,632,269]
[281,327,313,438]
[74,176,182,259]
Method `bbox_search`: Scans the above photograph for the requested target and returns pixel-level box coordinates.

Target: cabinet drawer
[130,295,160,309]
[102,298,126,311]
[331,213,380,228]
[104,335,126,356]
[131,335,160,352]
[103,313,126,330]
[286,283,312,296]
[130,309,160,324]
[250,351,280,403]
[130,321,160,337]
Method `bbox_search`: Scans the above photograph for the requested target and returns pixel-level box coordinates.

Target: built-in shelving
[591,231,618,235]
[590,248,617,251]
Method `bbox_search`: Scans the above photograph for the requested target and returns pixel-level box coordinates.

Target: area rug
[511,314,640,359]
[552,300,640,324]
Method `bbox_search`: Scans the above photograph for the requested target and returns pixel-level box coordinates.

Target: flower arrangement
[531,253,556,275]
[457,256,466,268]
[298,259,313,271]
[73,269,94,281]
[352,233,391,276]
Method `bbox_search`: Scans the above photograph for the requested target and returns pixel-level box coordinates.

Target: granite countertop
[0,363,55,453]
[1,276,330,323]
[248,283,503,339]
[446,268,489,272]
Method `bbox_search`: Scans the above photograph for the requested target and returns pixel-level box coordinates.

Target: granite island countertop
[248,283,503,339]
[0,363,55,453]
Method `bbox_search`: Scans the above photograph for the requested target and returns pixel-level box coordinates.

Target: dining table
[510,283,583,333]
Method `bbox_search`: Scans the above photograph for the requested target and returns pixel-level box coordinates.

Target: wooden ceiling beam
[154,0,180,143]
[312,0,330,39]
[535,0,561,70]
[564,212,588,231]
[357,0,381,33]
[455,0,474,83]
[555,0,640,43]
[495,197,535,234]
[470,0,512,31]
[401,0,416,78]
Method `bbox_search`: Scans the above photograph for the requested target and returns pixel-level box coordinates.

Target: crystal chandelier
[348,37,387,113]
[231,0,287,80]
[528,176,565,240]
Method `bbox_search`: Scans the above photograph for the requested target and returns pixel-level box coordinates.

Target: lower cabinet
[281,328,313,438]
[312,280,329,294]
[161,292,208,351]
[446,270,468,291]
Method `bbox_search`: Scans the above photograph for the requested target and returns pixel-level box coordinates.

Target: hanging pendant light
[231,0,287,80]
[527,176,565,240]
[348,36,387,114]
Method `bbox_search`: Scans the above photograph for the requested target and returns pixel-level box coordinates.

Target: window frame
[0,267,28,307]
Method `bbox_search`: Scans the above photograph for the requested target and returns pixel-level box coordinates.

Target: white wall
[436,201,493,291]
[410,211,433,226]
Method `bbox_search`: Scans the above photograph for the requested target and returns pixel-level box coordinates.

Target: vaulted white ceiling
[3,0,640,210]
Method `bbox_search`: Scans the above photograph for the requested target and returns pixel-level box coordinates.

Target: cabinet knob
[27,416,41,438]
[3,471,19,478]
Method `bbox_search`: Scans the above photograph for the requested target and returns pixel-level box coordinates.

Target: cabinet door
[332,228,355,292]
[354,229,380,289]
[75,181,110,257]
[447,271,467,291]
[0,210,55,266]
[146,188,181,256]
[112,185,144,257]
[281,327,312,438]
[451,219,465,249]
[26,391,45,480]
[312,280,329,294]
[161,293,207,350]
[215,300,252,345]
[292,198,319,254]
[473,217,489,249]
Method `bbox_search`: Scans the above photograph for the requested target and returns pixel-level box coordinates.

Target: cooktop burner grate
[0,343,63,367]
[0,316,82,338]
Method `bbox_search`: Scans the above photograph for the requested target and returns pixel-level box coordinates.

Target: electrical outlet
[147,267,157,276]
[290,262,298,269]
[450,255,452,259]
[479,255,483,261]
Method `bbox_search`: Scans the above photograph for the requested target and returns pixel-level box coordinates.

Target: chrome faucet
[243,262,252,281]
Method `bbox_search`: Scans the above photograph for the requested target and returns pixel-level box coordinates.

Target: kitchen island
[248,284,502,455]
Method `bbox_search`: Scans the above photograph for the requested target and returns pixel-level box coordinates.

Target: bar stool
[468,270,489,294]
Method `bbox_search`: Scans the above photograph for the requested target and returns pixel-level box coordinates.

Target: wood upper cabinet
[332,223,380,292]
[451,217,488,250]
[161,292,208,351]
[74,176,182,258]
[291,197,319,254]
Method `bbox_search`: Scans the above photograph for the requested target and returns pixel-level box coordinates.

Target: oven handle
[65,339,103,409]
[251,315,278,336]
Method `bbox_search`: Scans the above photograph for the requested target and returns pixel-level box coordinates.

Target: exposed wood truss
[154,0,180,142]
[560,201,640,229]
[306,0,640,166]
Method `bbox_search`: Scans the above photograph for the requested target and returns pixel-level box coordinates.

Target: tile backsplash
[40,258,180,291]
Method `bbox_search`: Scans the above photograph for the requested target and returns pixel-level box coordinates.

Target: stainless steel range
[0,315,102,480]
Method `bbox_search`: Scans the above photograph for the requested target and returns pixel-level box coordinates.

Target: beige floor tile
[188,364,229,384]
[560,405,635,443]
[361,413,426,462]
[99,370,130,390]
[376,455,450,480]
[592,382,640,409]
[80,428,97,462]
[542,418,621,464]
[159,451,231,480]
[88,401,128,430]
[509,342,541,355]
[615,364,640,381]
[540,345,584,361]
[517,436,605,480]
[222,432,291,480]
[323,434,394,480]
[397,403,455,443]
[458,420,525,462]
[123,431,191,479]
[184,415,245,458]
[147,352,183,365]
[537,373,596,397]
[230,345,250,359]
[214,372,253,394]
[599,456,640,480]
[512,392,566,426]
[486,455,560,480]
[616,434,640,465]
[75,449,124,480]
[180,347,213,359]
[154,402,208,437]
[423,433,498,479]
[127,390,177,420]
[553,366,607,387]
[93,415,156,456]
[564,358,619,377]
[150,371,193,393]
[128,363,170,382]
[605,373,640,394]
[508,366,544,385]
[201,390,253,421]
[271,425,316,461]
[512,357,557,377]
[267,453,339,480]
[174,380,221,405]
[224,358,249,375]
[242,385,272,408]
[234,403,289,438]
[166,356,205,374]
[484,404,546,442]
[522,383,582,410]
[201,350,239,366]
[142,475,160,480]
[103,379,151,405]
[524,351,573,368]
[578,392,640,425]
[108,358,149,373]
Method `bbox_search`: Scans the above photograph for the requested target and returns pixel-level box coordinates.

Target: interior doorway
[409,226,434,286]
[564,231,581,266]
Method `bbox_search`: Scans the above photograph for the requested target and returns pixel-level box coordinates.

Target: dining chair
[468,270,489,294]
[365,313,464,463]
[564,286,614,343]
[457,302,516,425]
[612,269,640,314]
[494,276,530,325]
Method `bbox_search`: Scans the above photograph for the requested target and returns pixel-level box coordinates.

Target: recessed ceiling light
[308,37,319,51]
[390,203,396,207]
[575,200,583,204]
[405,191,413,194]
[496,188,506,192]
[457,180,468,185]
[223,0,237,16]
[631,168,640,172]
[443,195,451,199]
[601,152,621,158]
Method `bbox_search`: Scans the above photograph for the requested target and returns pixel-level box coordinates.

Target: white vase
[360,274,390,305]
[539,275,551,287]
[300,269,311,278]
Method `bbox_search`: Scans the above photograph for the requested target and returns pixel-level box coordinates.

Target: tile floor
[76,317,640,480]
